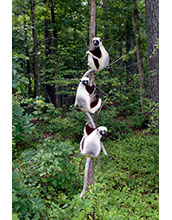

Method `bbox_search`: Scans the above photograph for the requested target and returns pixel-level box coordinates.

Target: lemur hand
[86,51,91,55]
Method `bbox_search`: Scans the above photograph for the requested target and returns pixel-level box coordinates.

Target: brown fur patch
[90,47,102,58]
[85,124,95,135]
[86,84,95,95]
[93,58,99,69]
[90,99,99,108]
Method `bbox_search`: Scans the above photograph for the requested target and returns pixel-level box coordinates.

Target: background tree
[30,0,40,96]
[133,0,145,115]
[145,0,159,103]
[21,0,32,95]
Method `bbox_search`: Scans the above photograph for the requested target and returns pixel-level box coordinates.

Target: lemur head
[80,76,90,86]
[92,37,102,47]
[97,126,107,136]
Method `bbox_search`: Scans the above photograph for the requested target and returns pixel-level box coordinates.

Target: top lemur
[86,37,109,72]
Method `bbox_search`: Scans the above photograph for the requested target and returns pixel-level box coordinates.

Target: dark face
[82,80,89,86]
[93,39,99,47]
[99,130,106,136]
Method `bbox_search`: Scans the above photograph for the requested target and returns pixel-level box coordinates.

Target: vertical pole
[87,0,96,191]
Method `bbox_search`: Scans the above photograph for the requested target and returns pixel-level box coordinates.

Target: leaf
[12,214,19,220]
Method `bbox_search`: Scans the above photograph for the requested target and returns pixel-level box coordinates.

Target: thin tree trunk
[22,0,32,96]
[89,0,96,48]
[87,0,96,200]
[133,0,145,115]
[44,0,54,104]
[50,0,60,108]
[145,0,159,103]
[30,0,40,96]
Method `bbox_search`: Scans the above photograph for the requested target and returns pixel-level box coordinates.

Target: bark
[44,0,55,105]
[21,0,32,95]
[30,0,40,96]
[133,0,145,115]
[89,0,96,49]
[50,0,60,108]
[87,0,96,195]
[145,0,159,103]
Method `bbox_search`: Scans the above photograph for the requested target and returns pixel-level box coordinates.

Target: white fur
[80,126,107,157]
[74,77,90,112]
[80,126,108,197]
[87,37,109,72]
[81,124,108,155]
[74,77,101,114]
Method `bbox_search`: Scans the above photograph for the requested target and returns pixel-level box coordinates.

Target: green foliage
[12,97,35,152]
[12,213,19,220]
[12,59,29,94]
[13,134,158,219]
[144,98,159,131]
[13,140,80,219]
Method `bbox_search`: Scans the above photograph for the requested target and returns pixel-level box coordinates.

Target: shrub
[12,140,81,219]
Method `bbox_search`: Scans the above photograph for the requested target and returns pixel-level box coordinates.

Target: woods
[12,0,159,219]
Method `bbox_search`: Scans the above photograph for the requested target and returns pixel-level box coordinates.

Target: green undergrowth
[13,133,159,219]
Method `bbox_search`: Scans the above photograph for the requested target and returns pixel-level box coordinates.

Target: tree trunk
[50,0,60,108]
[21,0,32,96]
[89,0,96,49]
[43,0,54,104]
[87,0,96,192]
[145,0,159,103]
[133,0,145,115]
[30,0,40,96]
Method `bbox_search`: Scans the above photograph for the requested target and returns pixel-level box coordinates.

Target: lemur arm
[86,50,99,60]
[101,143,107,155]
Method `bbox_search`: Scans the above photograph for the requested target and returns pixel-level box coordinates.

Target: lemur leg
[98,154,101,171]
[101,143,107,155]
[80,156,91,198]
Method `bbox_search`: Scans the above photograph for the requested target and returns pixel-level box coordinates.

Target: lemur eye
[99,38,102,42]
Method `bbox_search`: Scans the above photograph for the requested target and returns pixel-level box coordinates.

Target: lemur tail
[83,69,92,77]
[80,156,91,198]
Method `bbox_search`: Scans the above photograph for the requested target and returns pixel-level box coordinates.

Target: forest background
[0,0,172,219]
